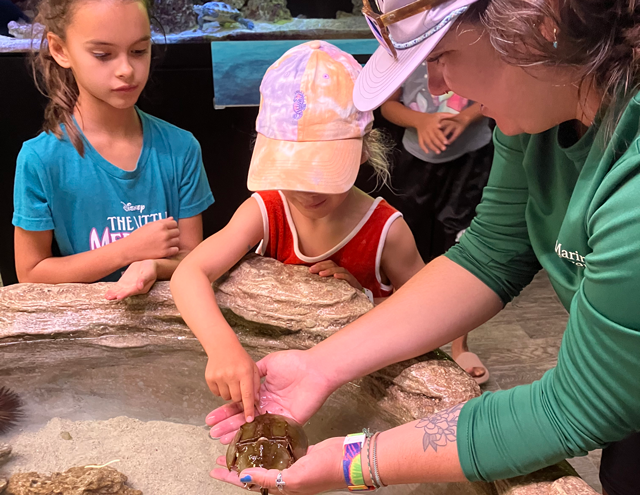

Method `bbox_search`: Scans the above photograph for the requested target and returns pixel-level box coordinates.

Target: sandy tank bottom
[2,416,472,495]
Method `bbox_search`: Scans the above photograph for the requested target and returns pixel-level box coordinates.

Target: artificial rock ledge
[0,256,596,495]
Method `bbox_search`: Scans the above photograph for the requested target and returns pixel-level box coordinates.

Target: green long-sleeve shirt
[446,93,640,482]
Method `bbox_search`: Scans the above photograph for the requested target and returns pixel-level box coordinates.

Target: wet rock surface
[5,466,141,495]
[0,444,10,466]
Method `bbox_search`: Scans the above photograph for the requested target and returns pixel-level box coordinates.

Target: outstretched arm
[309,256,503,389]
[206,256,503,444]
[171,197,265,421]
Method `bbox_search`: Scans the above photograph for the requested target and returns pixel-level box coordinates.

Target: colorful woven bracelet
[342,433,375,491]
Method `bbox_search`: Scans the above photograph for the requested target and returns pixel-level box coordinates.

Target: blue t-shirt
[13,109,215,281]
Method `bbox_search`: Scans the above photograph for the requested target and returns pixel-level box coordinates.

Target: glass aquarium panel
[0,0,373,53]
[211,39,378,107]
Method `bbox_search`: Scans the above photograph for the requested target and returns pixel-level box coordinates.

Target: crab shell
[226,414,308,473]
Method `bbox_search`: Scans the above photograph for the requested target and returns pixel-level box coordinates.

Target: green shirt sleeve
[446,129,541,304]
[456,153,640,481]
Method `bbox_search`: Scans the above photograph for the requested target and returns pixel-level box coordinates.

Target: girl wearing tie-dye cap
[171,40,424,419]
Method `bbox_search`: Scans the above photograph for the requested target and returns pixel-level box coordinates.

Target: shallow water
[0,338,483,495]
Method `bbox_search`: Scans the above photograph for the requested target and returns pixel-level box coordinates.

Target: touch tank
[0,258,595,495]
[0,0,372,53]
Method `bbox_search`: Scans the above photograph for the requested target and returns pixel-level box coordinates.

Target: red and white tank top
[252,190,402,299]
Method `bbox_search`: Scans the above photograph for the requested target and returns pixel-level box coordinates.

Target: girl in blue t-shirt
[13,0,214,299]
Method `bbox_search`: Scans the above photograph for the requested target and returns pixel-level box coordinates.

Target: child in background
[13,0,214,300]
[171,40,424,421]
[381,61,493,384]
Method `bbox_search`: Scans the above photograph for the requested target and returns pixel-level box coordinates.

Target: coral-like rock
[152,0,197,34]
[242,0,291,22]
[5,467,141,495]
[7,21,43,39]
[352,0,363,15]
[227,0,246,9]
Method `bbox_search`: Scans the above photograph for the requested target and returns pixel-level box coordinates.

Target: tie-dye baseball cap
[247,40,374,194]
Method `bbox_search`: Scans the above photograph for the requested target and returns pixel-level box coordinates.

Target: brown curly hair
[460,0,640,136]
[30,0,154,156]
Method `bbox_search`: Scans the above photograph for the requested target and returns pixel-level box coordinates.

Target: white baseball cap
[354,0,479,111]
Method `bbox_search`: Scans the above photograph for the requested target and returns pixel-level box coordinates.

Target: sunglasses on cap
[363,0,456,59]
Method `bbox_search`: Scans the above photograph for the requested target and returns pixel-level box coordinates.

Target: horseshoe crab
[226,413,308,494]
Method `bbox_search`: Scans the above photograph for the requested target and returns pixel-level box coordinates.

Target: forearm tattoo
[415,403,463,452]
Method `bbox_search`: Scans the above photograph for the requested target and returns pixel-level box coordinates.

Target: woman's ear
[538,16,558,46]
[47,32,72,69]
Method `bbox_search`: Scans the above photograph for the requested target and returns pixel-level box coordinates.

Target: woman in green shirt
[205,1,640,494]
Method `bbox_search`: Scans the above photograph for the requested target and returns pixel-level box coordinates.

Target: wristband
[363,429,379,489]
[371,432,385,488]
[342,433,375,491]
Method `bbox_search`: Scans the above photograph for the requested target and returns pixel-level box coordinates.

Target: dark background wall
[0,37,401,285]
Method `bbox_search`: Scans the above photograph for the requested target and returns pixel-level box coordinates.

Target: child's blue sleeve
[12,145,55,231]
[178,136,214,219]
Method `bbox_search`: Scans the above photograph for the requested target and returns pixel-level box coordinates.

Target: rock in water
[0,443,11,466]
[5,467,141,495]
[6,21,43,39]
[242,0,290,22]
[150,0,196,34]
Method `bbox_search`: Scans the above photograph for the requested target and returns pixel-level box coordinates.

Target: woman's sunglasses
[362,0,452,59]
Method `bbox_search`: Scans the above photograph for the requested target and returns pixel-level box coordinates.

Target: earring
[553,28,558,49]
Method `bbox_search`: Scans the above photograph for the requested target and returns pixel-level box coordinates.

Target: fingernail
[240,475,252,483]
[246,415,253,422]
